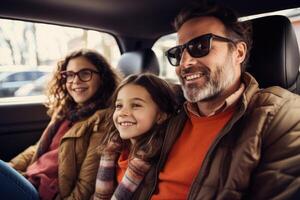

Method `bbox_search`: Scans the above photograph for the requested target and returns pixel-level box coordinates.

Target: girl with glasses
[93,73,178,200]
[0,49,120,200]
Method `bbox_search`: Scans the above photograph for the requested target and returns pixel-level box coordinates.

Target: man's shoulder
[259,86,298,98]
[249,86,300,111]
[256,86,299,102]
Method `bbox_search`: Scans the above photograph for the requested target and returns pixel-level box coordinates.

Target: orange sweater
[116,149,129,183]
[152,108,235,199]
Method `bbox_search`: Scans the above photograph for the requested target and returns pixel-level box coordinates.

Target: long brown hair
[45,49,121,118]
[100,73,178,161]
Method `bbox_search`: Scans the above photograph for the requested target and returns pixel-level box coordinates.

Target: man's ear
[156,112,168,124]
[235,41,247,65]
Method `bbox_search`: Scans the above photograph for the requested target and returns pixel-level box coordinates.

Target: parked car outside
[14,74,51,97]
[0,69,50,97]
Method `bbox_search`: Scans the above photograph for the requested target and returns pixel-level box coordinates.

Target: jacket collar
[240,72,260,113]
[61,110,103,139]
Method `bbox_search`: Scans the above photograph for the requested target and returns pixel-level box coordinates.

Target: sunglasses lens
[167,47,182,66]
[187,36,210,57]
[165,34,213,66]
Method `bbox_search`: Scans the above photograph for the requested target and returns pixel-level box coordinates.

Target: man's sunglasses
[165,33,236,66]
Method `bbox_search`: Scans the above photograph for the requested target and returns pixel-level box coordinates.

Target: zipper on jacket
[144,130,169,200]
[187,103,246,199]
[145,109,188,200]
[145,122,180,199]
[145,160,160,199]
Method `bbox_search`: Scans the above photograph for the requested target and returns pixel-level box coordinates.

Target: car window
[0,18,121,102]
[152,33,178,83]
[152,8,300,83]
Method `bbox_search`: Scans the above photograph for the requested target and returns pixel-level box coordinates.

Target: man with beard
[132,2,300,200]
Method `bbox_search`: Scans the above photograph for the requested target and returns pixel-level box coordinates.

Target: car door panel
[0,103,50,161]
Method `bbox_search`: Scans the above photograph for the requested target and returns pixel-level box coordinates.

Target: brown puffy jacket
[9,109,107,200]
[133,72,300,200]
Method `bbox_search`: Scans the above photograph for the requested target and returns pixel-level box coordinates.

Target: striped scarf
[94,142,151,200]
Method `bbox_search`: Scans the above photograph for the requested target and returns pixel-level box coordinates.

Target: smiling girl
[0,49,120,200]
[93,73,178,200]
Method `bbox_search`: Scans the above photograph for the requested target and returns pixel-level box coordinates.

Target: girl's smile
[113,84,161,143]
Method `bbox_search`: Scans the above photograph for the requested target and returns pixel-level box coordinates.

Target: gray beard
[181,62,236,103]
[182,80,220,102]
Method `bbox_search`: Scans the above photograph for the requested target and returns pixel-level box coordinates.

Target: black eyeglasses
[60,68,100,83]
[165,33,236,66]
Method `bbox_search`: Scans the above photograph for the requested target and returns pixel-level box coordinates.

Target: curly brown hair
[99,73,178,162]
[174,2,252,71]
[45,49,121,118]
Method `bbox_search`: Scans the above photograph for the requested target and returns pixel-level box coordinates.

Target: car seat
[117,48,160,76]
[247,15,300,94]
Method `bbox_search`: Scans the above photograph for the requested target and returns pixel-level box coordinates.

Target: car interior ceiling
[0,0,300,94]
[2,0,300,50]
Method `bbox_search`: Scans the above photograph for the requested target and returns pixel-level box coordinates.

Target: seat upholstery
[117,49,160,76]
[247,15,300,94]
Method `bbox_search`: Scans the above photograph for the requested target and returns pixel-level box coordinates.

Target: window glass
[152,8,300,83]
[152,33,178,83]
[0,18,120,100]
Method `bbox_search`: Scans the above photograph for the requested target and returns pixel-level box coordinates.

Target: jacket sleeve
[248,97,300,200]
[9,144,38,174]
[62,118,104,200]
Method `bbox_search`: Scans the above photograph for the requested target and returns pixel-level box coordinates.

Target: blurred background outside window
[0,18,120,99]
